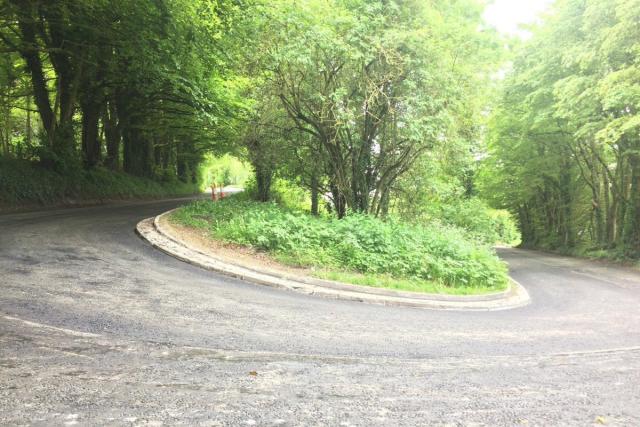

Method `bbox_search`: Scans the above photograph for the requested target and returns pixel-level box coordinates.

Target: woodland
[0,0,638,260]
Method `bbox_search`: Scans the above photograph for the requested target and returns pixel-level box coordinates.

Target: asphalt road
[1,199,640,426]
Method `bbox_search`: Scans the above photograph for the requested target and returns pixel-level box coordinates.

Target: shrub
[427,198,521,245]
[172,198,510,290]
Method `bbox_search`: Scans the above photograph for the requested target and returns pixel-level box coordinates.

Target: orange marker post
[211,183,218,201]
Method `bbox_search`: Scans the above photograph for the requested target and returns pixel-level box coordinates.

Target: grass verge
[171,197,510,295]
[0,158,199,209]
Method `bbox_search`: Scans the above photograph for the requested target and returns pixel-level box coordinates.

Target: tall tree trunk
[123,127,153,177]
[25,94,32,148]
[16,21,55,145]
[351,153,370,213]
[1,112,8,157]
[168,140,177,178]
[13,1,80,163]
[176,141,196,183]
[590,164,604,245]
[2,125,8,157]
[81,100,101,168]
[616,160,629,247]
[177,155,190,183]
[559,165,574,247]
[603,170,610,243]
[518,204,536,247]
[254,162,273,202]
[624,154,640,257]
[379,187,390,217]
[310,171,319,215]
[330,183,347,219]
[118,88,153,177]
[103,101,120,170]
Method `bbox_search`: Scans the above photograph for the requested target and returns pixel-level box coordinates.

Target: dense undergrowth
[409,197,521,247]
[0,158,199,208]
[172,196,511,294]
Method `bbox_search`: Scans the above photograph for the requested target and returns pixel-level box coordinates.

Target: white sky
[483,0,555,38]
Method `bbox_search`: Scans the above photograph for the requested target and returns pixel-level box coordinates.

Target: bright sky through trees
[483,0,554,37]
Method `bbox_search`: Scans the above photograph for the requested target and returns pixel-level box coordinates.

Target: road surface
[1,200,639,425]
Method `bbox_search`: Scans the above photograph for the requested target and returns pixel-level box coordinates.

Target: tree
[482,0,640,257]
[239,0,499,217]
[0,0,247,182]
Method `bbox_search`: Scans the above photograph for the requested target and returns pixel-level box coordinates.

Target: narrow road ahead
[1,200,639,425]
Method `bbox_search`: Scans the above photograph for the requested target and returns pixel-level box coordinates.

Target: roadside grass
[0,158,199,208]
[312,270,506,295]
[570,247,640,268]
[171,197,510,295]
[528,244,640,270]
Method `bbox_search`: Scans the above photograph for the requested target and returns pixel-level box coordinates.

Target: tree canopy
[481,0,640,257]
[0,0,244,179]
